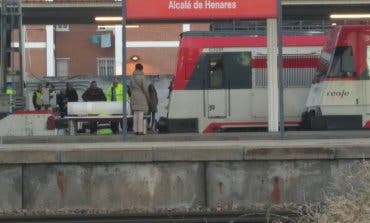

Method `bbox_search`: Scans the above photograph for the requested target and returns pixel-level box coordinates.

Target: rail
[0,211,296,223]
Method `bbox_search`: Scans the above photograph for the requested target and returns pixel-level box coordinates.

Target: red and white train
[159,31,326,133]
[302,25,370,130]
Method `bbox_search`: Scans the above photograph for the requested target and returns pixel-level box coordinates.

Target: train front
[303,25,370,130]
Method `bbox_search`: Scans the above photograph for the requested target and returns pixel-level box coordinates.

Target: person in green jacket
[106,77,129,133]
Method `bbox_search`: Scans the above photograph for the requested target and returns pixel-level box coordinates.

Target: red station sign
[127,0,278,21]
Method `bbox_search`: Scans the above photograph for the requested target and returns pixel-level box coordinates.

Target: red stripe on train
[252,58,319,68]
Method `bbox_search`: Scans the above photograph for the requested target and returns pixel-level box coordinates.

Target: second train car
[160,31,325,133]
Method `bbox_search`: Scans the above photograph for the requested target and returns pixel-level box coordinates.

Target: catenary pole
[278,0,285,139]
[121,0,128,141]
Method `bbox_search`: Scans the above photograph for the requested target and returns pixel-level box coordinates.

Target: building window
[55,24,70,32]
[97,58,115,76]
[56,58,70,77]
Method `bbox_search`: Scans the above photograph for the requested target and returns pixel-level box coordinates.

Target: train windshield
[315,46,355,80]
[327,46,356,77]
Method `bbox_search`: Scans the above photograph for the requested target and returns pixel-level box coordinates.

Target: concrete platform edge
[1,139,370,163]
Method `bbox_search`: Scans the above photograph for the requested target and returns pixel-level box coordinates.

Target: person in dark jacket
[82,81,106,102]
[147,83,158,131]
[57,82,78,117]
[130,63,149,135]
[82,81,106,134]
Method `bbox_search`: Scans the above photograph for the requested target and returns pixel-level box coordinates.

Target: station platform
[1,130,370,144]
[1,137,370,164]
[0,133,369,216]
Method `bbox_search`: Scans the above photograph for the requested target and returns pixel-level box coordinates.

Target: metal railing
[210,20,333,33]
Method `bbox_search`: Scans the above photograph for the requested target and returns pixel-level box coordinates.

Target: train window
[184,52,252,90]
[223,52,252,89]
[184,54,209,90]
[209,58,223,89]
[328,46,355,77]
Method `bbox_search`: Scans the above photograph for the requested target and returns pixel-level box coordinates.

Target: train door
[206,55,227,118]
[205,51,253,119]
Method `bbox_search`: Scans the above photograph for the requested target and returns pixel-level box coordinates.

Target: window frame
[55,57,70,77]
[97,57,115,76]
[55,24,70,32]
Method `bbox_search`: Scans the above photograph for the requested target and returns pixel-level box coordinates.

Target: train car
[302,25,370,130]
[160,31,325,133]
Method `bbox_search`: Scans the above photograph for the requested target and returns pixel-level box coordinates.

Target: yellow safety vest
[6,88,15,95]
[6,88,15,107]
[106,83,129,102]
[34,91,42,107]
[96,113,113,135]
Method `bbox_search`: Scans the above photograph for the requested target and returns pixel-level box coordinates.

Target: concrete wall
[0,139,369,215]
[0,114,56,136]
[22,163,204,211]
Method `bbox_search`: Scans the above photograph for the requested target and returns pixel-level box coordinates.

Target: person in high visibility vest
[32,83,43,110]
[106,77,129,134]
[96,113,113,135]
[5,82,16,114]
[107,77,124,102]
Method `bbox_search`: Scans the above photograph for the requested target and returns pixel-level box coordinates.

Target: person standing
[5,82,16,114]
[106,77,123,102]
[82,81,106,134]
[57,82,78,117]
[32,83,43,110]
[148,83,158,131]
[65,82,79,102]
[49,84,58,112]
[106,77,126,134]
[130,63,149,135]
[82,81,106,102]
[42,83,51,110]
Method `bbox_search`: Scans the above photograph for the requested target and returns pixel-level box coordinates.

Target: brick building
[22,23,209,78]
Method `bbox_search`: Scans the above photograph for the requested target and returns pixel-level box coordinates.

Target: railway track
[1,211,296,223]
